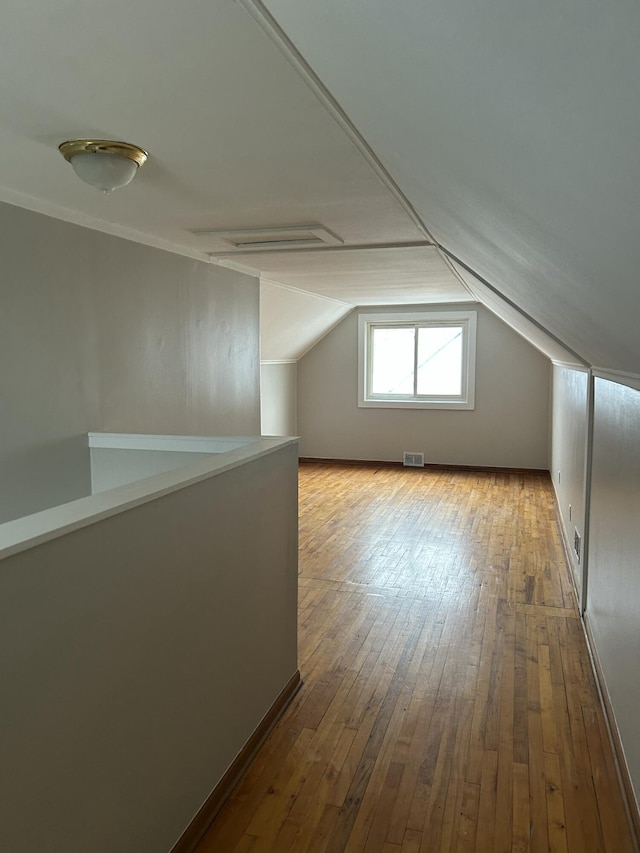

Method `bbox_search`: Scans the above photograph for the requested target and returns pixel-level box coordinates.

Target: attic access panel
[191,224,343,251]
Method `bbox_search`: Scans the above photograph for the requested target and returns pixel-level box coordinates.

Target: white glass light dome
[59,140,148,194]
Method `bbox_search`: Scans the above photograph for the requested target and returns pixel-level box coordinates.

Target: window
[358,311,477,409]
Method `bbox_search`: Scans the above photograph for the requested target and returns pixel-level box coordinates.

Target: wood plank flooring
[196,463,637,853]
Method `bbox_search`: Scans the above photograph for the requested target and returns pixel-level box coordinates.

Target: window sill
[358,398,475,410]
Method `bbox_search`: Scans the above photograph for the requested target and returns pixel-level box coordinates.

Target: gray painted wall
[551,365,590,605]
[297,303,551,468]
[587,377,640,807]
[90,448,215,493]
[0,442,299,853]
[261,362,298,437]
[0,202,260,523]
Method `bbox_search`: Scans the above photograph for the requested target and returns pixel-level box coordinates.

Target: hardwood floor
[196,463,637,852]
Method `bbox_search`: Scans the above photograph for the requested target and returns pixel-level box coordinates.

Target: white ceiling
[0,0,421,255]
[246,246,469,305]
[257,247,471,359]
[2,0,636,369]
[260,0,640,372]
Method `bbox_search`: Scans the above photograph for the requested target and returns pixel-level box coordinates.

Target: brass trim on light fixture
[58,139,148,167]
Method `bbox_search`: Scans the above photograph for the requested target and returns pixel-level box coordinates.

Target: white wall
[297,303,551,468]
[0,441,299,853]
[0,202,260,523]
[261,362,298,436]
[551,365,590,606]
[587,376,640,808]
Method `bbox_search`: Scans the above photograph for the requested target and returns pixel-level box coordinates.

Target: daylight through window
[358,311,477,409]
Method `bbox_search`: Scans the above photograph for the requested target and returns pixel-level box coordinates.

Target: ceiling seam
[239,0,587,365]
[211,256,263,276]
[439,246,589,367]
[261,277,353,307]
[436,248,478,302]
[236,0,435,245]
[294,306,357,363]
[0,186,211,264]
[211,240,434,259]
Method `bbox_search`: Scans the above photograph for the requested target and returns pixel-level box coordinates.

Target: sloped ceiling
[259,246,473,360]
[259,0,640,373]
[1,0,636,370]
[0,0,424,259]
[260,282,351,362]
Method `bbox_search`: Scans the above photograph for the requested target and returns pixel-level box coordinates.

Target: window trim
[358,310,477,410]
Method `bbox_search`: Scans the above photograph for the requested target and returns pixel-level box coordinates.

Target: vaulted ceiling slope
[260,0,640,375]
[1,1,632,370]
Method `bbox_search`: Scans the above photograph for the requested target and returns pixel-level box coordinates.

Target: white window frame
[358,310,477,410]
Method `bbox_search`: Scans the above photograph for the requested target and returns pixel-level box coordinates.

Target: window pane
[416,326,463,395]
[371,327,415,394]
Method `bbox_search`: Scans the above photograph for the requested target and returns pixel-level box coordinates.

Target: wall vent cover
[403,452,424,468]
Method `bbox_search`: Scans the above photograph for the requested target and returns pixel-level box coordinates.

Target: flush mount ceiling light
[59,139,148,194]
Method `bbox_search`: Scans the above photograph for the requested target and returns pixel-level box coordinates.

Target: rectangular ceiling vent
[403,452,424,468]
[190,224,343,251]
